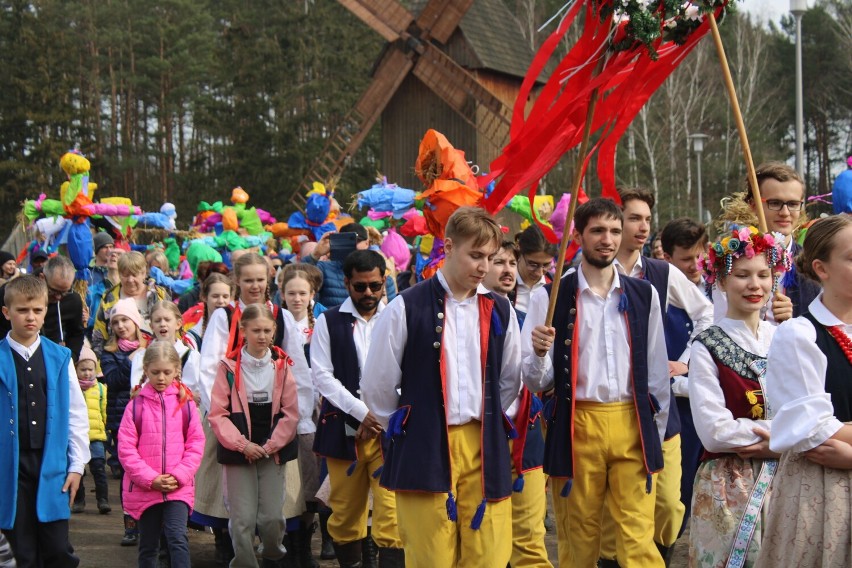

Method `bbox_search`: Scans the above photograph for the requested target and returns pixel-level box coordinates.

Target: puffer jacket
[91,280,169,357]
[118,382,205,520]
[101,347,135,433]
[83,382,108,442]
[208,348,298,464]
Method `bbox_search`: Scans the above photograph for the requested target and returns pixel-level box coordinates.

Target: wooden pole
[544,61,604,327]
[707,12,768,234]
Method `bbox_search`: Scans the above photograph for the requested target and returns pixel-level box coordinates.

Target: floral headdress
[701,225,792,292]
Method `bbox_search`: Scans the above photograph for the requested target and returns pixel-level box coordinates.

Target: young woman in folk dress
[688,226,791,568]
[756,215,852,568]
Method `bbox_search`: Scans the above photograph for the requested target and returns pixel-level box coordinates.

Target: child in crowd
[118,342,204,568]
[209,304,299,568]
[72,346,112,515]
[757,215,852,568]
[101,297,149,546]
[688,226,790,567]
[0,276,90,567]
[183,273,233,350]
[130,301,200,399]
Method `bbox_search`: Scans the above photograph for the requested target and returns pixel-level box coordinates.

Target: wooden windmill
[287,0,539,210]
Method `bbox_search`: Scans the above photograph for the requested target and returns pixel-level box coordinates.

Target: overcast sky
[739,0,814,23]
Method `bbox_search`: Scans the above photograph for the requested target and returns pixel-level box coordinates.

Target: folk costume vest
[510,387,545,493]
[313,307,363,462]
[546,271,663,493]
[693,326,768,462]
[786,243,822,319]
[380,277,515,505]
[0,338,73,528]
[641,258,681,439]
[803,313,852,422]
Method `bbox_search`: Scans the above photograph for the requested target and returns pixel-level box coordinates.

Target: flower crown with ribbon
[701,225,792,291]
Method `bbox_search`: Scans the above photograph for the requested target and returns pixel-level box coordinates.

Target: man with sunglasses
[310,249,403,567]
[714,161,821,323]
[0,255,85,362]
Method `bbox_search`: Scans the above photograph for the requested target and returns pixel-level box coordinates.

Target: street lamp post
[689,133,710,224]
[791,0,807,176]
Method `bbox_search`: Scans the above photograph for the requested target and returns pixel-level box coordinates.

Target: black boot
[332,541,362,568]
[656,542,674,566]
[280,532,298,568]
[91,458,111,513]
[377,547,404,568]
[319,511,335,560]
[71,478,85,513]
[213,527,235,566]
[298,523,319,568]
[361,532,378,568]
[598,559,620,568]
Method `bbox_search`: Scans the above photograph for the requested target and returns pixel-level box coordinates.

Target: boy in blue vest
[0,276,90,567]
[311,249,403,567]
[523,197,670,568]
[363,206,522,568]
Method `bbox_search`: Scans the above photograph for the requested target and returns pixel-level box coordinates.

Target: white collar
[339,296,385,323]
[577,263,622,296]
[6,333,41,361]
[613,254,643,277]
[808,294,850,328]
[436,269,489,302]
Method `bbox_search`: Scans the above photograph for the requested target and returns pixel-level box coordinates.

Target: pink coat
[208,348,298,464]
[118,382,205,520]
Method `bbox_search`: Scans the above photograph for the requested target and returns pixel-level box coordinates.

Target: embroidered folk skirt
[755,451,852,568]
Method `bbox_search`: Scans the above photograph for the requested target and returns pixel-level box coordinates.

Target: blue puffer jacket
[312,259,397,308]
[101,347,135,433]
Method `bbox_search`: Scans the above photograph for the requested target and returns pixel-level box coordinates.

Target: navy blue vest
[803,313,852,422]
[312,308,361,461]
[380,277,514,500]
[12,347,47,450]
[545,271,664,479]
[642,259,682,439]
[787,243,822,318]
[665,306,693,362]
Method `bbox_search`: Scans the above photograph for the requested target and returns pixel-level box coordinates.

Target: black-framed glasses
[351,281,384,293]
[47,285,72,299]
[761,199,804,211]
[522,256,550,272]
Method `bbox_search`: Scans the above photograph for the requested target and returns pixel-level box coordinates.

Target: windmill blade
[289,46,415,211]
[337,0,415,42]
[413,42,511,149]
[415,0,475,44]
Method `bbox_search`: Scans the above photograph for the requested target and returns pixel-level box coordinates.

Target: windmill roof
[407,0,538,81]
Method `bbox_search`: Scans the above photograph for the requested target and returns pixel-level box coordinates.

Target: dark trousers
[137,501,190,568]
[677,396,705,536]
[75,458,109,504]
[6,449,79,568]
[106,429,121,471]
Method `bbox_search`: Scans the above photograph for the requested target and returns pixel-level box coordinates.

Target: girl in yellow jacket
[73,346,112,514]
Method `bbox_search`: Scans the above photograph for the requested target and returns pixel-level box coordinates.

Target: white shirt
[521,264,670,442]
[765,295,847,454]
[311,298,386,424]
[688,318,774,453]
[129,339,201,399]
[199,300,314,433]
[7,334,91,475]
[362,270,522,429]
[514,273,546,314]
[240,347,275,403]
[615,255,713,363]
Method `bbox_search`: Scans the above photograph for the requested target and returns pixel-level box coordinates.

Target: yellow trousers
[600,434,685,559]
[551,401,663,568]
[325,436,402,548]
[395,421,512,568]
[509,458,552,568]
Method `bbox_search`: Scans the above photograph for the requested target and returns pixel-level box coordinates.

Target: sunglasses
[47,285,73,298]
[351,281,384,293]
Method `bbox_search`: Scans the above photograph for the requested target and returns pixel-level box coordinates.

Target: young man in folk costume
[522,197,670,568]
[311,250,403,568]
[362,207,522,568]
[658,216,711,536]
[483,241,552,568]
[714,161,821,323]
[598,189,713,565]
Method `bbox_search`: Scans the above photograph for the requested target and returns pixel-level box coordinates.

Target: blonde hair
[104,320,148,353]
[3,275,47,307]
[445,206,502,250]
[279,269,315,330]
[118,251,147,277]
[239,303,276,327]
[133,342,189,404]
[148,251,169,271]
[795,215,852,282]
[150,300,183,341]
[717,161,808,234]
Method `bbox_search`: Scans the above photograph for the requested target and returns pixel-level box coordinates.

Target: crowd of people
[0,160,850,568]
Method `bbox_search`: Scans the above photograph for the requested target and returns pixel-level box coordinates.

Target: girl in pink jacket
[209,303,299,568]
[118,342,205,568]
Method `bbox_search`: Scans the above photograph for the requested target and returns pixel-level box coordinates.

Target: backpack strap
[132,388,194,439]
[180,348,191,371]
